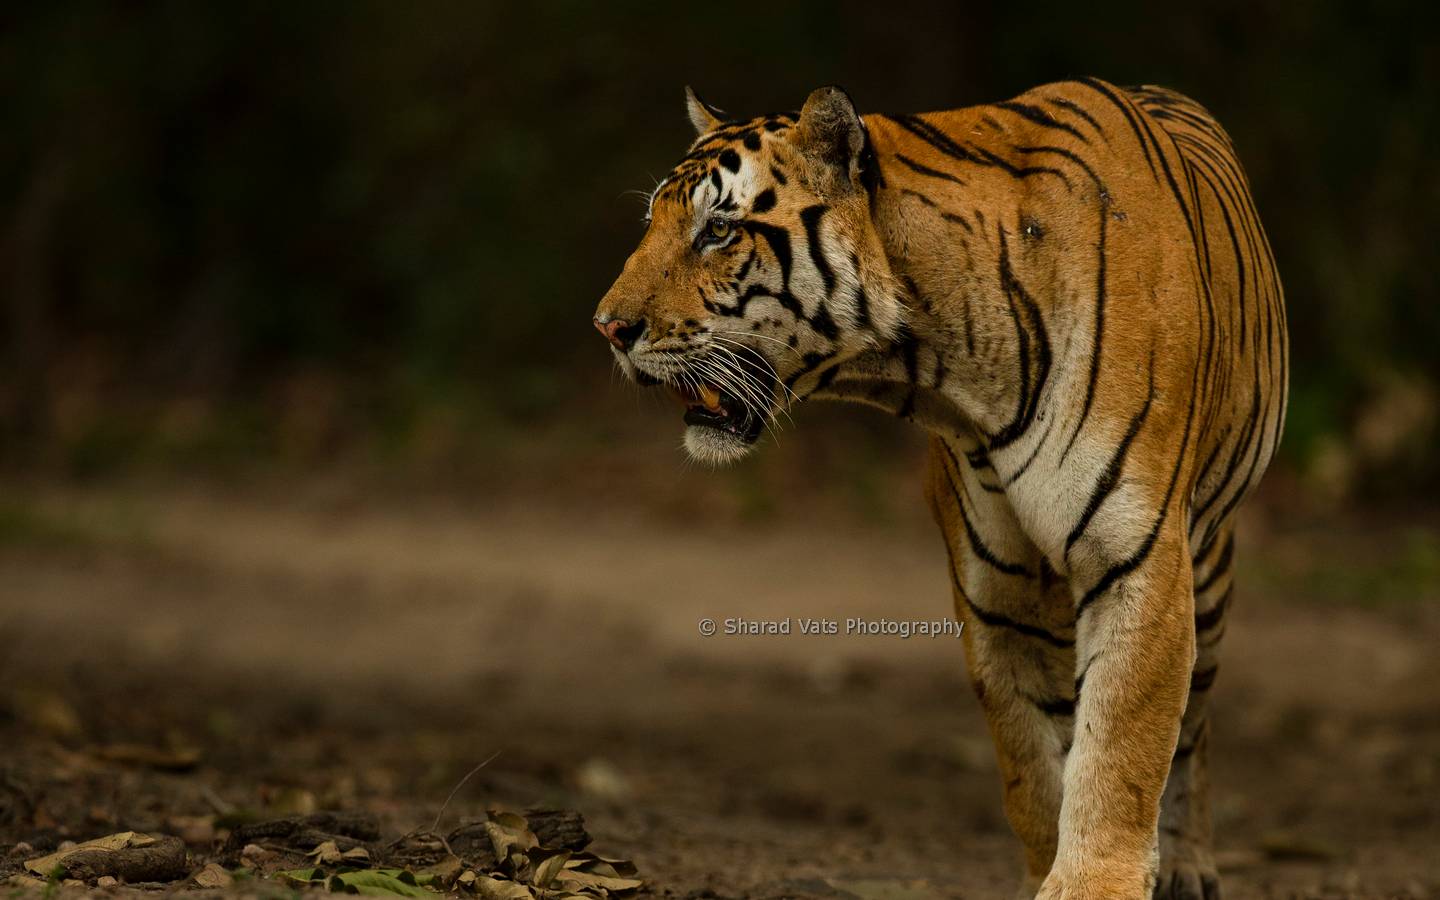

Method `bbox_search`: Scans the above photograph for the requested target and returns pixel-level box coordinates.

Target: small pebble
[97,876,119,887]
[240,842,272,866]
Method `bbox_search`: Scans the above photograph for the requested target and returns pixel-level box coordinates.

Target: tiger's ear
[795,85,868,187]
[685,86,724,136]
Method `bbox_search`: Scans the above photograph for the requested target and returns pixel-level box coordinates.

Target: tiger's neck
[805,112,1009,445]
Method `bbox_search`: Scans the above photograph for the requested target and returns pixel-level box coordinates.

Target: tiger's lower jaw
[666,364,771,465]
[682,422,757,465]
[680,392,765,465]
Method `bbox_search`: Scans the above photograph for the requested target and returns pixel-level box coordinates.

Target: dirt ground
[1,477,1438,898]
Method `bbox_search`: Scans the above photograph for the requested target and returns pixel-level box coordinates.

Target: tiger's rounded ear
[796,85,868,186]
[685,86,724,136]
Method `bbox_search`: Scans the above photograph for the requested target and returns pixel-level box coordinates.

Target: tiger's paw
[1152,858,1220,900]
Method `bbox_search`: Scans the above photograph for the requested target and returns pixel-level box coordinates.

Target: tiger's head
[594,86,906,464]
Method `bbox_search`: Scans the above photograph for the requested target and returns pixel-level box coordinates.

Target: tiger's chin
[683,423,757,466]
[666,370,769,465]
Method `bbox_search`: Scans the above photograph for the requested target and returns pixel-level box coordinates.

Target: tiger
[592,78,1287,900]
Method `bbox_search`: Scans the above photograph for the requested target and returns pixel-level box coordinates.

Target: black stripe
[994,100,1090,143]
[1193,532,1235,597]
[885,114,1071,189]
[1044,96,1106,139]
[894,152,967,186]
[853,290,872,330]
[1076,365,1200,618]
[987,228,1052,451]
[800,204,836,296]
[1192,381,1261,529]
[813,363,839,394]
[1175,134,1250,345]
[851,254,871,329]
[808,301,839,340]
[1072,77,1158,178]
[1194,586,1232,634]
[899,188,937,207]
[887,114,979,163]
[1190,665,1219,693]
[1065,351,1157,557]
[941,537,1073,649]
[1032,695,1076,717]
[941,211,974,234]
[786,349,837,391]
[745,221,793,282]
[1000,416,1054,487]
[1011,144,1103,188]
[938,443,1033,577]
[1060,193,1108,462]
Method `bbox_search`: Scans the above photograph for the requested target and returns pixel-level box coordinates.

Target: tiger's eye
[708,220,731,239]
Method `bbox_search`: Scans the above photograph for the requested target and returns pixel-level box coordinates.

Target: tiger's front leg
[1039,521,1196,900]
[926,440,1078,896]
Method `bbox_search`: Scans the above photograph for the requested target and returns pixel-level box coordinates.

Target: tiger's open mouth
[671,381,765,444]
[628,346,776,461]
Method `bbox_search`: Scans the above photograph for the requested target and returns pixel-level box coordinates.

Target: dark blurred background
[2,0,1436,502]
[3,7,1439,896]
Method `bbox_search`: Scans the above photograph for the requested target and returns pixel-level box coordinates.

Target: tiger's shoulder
[869,77,1241,188]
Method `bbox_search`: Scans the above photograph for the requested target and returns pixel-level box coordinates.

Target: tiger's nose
[594,317,646,351]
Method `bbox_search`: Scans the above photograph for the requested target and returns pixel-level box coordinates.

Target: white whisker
[710,329,804,361]
[704,337,802,415]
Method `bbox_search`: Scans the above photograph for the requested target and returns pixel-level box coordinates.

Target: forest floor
[1,477,1437,899]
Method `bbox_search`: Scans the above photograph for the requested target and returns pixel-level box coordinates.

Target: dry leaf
[307,840,343,865]
[485,812,538,856]
[552,869,644,893]
[193,862,234,889]
[342,846,372,863]
[25,831,155,875]
[421,853,463,887]
[485,810,540,879]
[530,851,571,889]
[472,874,536,900]
[567,853,637,878]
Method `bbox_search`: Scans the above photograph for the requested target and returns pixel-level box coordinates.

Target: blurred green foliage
[1,1,1435,491]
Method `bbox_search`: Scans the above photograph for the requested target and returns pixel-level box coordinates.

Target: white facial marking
[682,423,753,466]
